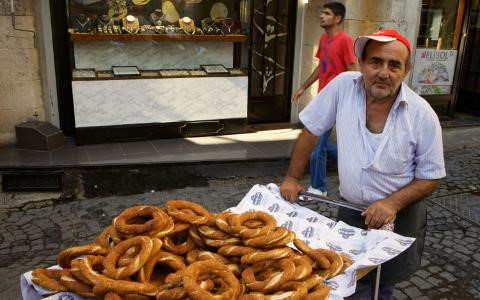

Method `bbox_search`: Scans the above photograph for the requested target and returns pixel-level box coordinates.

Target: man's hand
[361,199,398,229]
[280,176,304,203]
[361,179,442,229]
[291,87,305,104]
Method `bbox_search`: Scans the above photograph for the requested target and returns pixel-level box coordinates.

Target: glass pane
[252,14,288,44]
[67,0,250,72]
[251,44,288,96]
[266,0,289,16]
[275,17,289,44]
[250,69,263,97]
[253,0,266,11]
[252,12,266,43]
[417,0,461,49]
[68,0,242,33]
[473,11,480,28]
[274,43,287,95]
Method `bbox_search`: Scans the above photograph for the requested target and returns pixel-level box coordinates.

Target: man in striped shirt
[280,29,445,299]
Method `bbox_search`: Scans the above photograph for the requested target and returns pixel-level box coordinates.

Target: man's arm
[361,178,442,229]
[291,66,320,104]
[280,128,319,202]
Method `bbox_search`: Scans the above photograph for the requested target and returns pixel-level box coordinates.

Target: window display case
[67,0,250,144]
[412,0,466,117]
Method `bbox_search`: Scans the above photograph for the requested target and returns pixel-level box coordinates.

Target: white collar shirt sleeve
[412,92,446,180]
[298,71,348,137]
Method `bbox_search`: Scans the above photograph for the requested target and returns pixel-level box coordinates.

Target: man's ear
[335,15,342,24]
[358,58,365,71]
[405,63,411,74]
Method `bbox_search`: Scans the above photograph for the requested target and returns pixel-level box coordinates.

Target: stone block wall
[0,0,44,145]
[297,0,421,111]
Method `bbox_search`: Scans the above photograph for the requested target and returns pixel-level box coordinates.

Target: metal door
[248,0,297,124]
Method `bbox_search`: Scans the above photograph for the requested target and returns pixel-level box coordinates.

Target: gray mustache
[374,81,391,86]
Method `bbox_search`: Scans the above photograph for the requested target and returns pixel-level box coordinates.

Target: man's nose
[377,64,389,79]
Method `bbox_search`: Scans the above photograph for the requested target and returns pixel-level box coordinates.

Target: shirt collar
[392,82,408,110]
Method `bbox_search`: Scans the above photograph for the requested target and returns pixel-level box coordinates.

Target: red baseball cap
[354,29,412,58]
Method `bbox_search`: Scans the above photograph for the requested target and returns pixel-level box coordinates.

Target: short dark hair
[323,2,346,23]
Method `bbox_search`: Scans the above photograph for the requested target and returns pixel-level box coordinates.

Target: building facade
[294,0,475,119]
[0,0,45,145]
[0,0,478,146]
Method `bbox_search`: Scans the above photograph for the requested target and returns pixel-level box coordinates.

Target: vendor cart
[299,191,387,300]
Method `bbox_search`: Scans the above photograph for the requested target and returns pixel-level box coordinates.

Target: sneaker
[307,186,327,197]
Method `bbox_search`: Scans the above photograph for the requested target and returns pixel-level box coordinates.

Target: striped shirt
[300,71,446,207]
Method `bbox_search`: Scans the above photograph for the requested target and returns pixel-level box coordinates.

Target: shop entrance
[457,0,480,115]
[247,0,297,124]
[413,0,467,118]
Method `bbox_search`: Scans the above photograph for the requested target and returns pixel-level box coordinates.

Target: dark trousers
[336,200,427,284]
[345,280,395,300]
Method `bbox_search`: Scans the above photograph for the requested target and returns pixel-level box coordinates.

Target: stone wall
[0,0,44,145]
[297,0,421,111]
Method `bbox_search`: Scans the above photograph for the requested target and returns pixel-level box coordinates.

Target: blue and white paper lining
[21,183,415,300]
[230,184,416,298]
[21,266,84,300]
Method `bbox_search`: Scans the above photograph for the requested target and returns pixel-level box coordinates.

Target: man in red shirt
[291,2,355,196]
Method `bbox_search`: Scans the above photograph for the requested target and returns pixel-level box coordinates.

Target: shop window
[412,0,465,97]
[65,0,251,144]
[417,0,463,49]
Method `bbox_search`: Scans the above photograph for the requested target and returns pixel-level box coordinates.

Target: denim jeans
[309,128,338,192]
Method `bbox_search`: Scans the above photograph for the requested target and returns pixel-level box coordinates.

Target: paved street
[1,127,480,299]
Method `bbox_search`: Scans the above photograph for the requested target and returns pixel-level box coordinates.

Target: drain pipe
[10,0,36,48]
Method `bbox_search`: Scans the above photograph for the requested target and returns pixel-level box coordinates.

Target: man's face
[359,40,410,101]
[319,8,340,28]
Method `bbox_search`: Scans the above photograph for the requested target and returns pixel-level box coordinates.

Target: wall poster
[412,48,458,95]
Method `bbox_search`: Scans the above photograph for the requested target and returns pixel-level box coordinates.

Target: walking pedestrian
[292,2,356,196]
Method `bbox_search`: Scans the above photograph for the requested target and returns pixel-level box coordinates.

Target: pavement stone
[403,286,422,298]
[439,271,457,282]
[0,127,479,299]
[473,253,480,262]
[414,270,430,279]
[453,252,470,262]
[392,289,408,300]
[396,281,410,289]
[444,265,456,273]
[410,276,434,290]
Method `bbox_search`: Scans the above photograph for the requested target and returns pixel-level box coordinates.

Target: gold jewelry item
[107,0,127,21]
[132,0,150,5]
[122,15,140,34]
[222,18,235,34]
[179,16,196,34]
[155,25,165,34]
[165,25,176,34]
[162,1,180,24]
[210,2,228,22]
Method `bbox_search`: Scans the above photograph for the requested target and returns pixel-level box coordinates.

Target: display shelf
[70,33,248,43]
[72,69,248,81]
